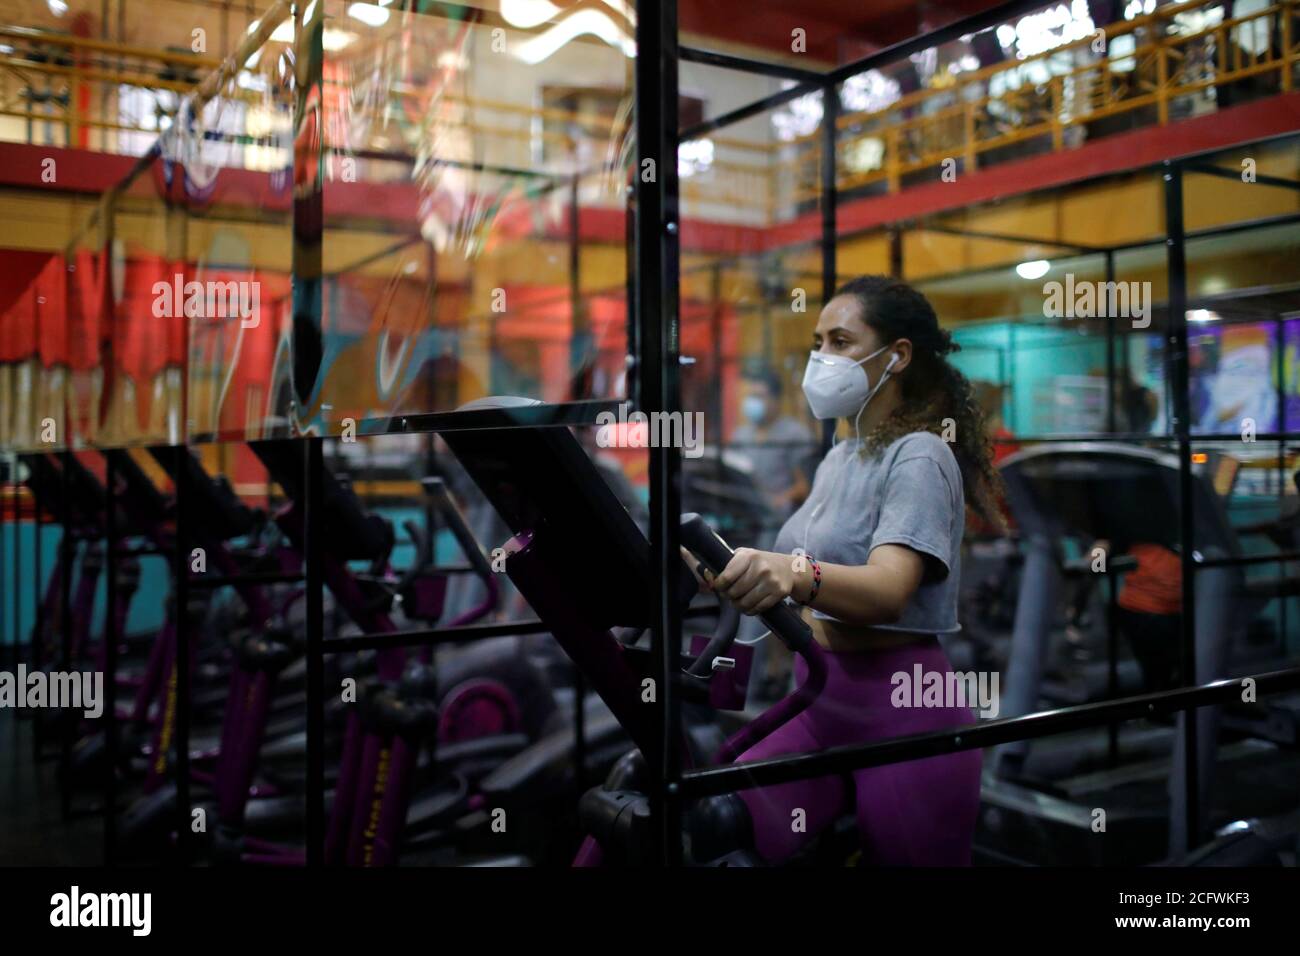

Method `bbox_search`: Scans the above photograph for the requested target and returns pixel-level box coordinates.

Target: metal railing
[823,0,1300,197]
[5,0,1294,223]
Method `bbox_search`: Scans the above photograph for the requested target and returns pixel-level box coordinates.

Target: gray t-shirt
[773,430,964,635]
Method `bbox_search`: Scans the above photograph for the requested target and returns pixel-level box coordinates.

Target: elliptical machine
[440,397,832,866]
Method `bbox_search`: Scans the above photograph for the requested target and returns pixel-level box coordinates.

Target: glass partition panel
[311,0,634,437]
[0,2,296,452]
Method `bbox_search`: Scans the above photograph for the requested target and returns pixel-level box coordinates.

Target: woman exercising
[689,276,1000,865]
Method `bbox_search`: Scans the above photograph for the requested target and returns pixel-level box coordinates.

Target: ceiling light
[502,0,561,29]
[323,29,358,51]
[512,9,634,64]
[502,0,633,29]
[1016,259,1051,280]
[348,3,390,28]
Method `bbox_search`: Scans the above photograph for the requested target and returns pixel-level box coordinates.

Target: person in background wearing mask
[728,365,814,702]
[729,364,813,523]
[683,276,1002,865]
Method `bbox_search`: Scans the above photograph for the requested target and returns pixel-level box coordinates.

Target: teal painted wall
[1,506,462,647]
[951,321,1108,433]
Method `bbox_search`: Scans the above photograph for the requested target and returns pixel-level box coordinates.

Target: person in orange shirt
[1081,538,1184,691]
[1113,542,1184,691]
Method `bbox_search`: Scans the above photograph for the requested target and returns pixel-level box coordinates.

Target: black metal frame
[382,0,1300,865]
[6,0,1300,869]
[660,9,1300,864]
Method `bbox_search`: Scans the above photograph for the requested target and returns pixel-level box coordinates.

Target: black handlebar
[679,513,826,765]
[684,601,739,678]
[679,513,813,654]
[396,519,429,591]
[422,477,497,585]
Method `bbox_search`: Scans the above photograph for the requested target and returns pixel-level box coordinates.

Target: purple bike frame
[240,501,430,867]
[495,527,827,867]
[212,485,503,866]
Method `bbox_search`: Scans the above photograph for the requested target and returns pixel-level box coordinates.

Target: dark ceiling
[679,0,1011,64]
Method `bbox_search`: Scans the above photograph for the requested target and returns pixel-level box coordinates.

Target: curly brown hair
[832,275,1005,527]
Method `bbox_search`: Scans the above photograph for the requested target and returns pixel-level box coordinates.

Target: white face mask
[800,345,897,421]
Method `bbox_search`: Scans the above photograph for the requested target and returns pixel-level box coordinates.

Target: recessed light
[1015,259,1050,280]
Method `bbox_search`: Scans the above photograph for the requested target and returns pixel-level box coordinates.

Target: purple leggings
[734,637,982,865]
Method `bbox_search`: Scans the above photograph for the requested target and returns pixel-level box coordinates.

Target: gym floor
[1,708,100,866]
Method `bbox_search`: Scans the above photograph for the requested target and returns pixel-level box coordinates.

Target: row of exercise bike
[14,398,1300,866]
[17,403,821,866]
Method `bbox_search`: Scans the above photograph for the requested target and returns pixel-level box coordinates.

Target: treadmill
[984,442,1299,865]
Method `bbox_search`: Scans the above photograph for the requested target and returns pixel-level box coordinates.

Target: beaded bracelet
[801,556,822,606]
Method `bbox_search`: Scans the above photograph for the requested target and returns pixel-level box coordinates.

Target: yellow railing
[0,0,1294,220]
[0,25,222,146]
[823,0,1300,199]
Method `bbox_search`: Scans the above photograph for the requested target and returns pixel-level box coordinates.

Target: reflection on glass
[305,0,635,435]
